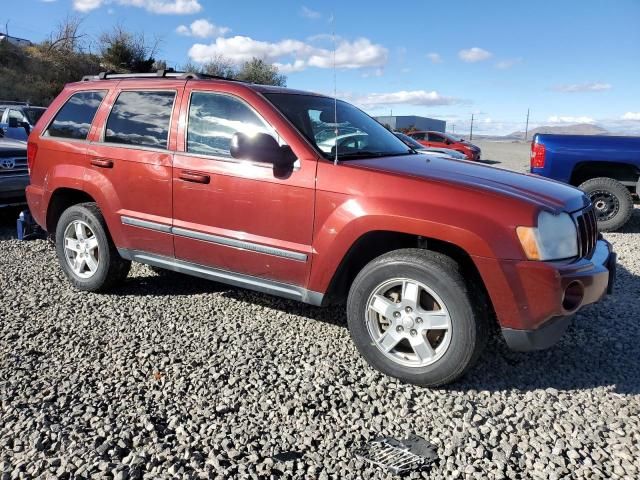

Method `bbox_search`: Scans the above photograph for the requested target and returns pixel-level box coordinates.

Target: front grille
[0,156,28,176]
[575,205,598,259]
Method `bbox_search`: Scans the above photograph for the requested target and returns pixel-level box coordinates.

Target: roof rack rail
[81,68,246,83]
[0,100,29,106]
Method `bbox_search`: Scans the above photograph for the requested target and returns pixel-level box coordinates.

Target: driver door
[172,88,316,287]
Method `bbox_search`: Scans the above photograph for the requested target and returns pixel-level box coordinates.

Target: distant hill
[508,123,610,138]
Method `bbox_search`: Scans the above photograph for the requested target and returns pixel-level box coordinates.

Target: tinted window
[105,91,175,149]
[428,133,445,142]
[187,92,275,157]
[24,108,46,125]
[46,91,106,140]
[411,132,425,141]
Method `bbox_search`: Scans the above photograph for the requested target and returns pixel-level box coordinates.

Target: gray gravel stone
[1,205,640,478]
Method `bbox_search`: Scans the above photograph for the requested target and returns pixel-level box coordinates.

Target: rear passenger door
[86,82,184,258]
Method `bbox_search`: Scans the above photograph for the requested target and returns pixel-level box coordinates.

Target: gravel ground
[1,144,639,479]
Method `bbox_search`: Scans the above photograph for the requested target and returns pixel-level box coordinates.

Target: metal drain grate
[355,434,438,474]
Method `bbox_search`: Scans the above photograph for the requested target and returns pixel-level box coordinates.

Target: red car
[26,70,615,386]
[409,130,481,160]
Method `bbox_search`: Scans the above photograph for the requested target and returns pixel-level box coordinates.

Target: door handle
[179,170,210,184]
[90,158,114,168]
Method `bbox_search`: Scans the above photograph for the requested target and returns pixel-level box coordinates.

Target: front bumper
[0,175,29,207]
[475,239,615,352]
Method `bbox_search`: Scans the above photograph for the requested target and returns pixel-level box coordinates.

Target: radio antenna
[332,12,339,165]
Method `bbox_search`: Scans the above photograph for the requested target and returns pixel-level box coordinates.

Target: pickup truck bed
[530,134,640,231]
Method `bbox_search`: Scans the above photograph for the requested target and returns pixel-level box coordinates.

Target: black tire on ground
[579,177,634,232]
[346,248,488,387]
[55,202,131,292]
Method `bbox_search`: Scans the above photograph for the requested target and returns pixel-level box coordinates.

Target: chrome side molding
[121,215,308,262]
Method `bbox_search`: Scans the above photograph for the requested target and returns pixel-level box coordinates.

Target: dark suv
[0,102,46,141]
[25,70,615,386]
[0,137,28,207]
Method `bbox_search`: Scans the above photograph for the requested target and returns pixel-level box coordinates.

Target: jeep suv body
[26,71,615,386]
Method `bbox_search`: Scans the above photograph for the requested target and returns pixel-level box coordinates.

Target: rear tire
[579,177,633,231]
[346,248,487,387]
[55,203,131,292]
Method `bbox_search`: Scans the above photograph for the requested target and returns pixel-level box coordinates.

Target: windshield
[394,132,424,150]
[264,93,412,160]
[443,132,464,143]
[24,108,46,125]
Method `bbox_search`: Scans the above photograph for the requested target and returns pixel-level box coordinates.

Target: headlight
[516,211,578,260]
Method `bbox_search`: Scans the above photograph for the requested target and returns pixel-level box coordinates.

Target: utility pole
[524,108,530,141]
[452,123,455,134]
[469,113,474,141]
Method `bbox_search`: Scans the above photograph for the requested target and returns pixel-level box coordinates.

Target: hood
[348,154,588,213]
[0,137,27,152]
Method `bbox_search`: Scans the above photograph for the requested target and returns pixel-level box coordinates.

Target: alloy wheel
[366,278,452,368]
[63,220,100,279]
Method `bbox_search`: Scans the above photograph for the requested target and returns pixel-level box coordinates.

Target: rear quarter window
[45,91,106,140]
[104,91,176,149]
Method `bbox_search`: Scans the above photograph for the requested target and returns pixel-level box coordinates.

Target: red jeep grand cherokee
[25,70,615,386]
[409,130,481,161]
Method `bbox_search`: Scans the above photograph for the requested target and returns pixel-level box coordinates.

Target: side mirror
[230,132,296,170]
[8,117,19,128]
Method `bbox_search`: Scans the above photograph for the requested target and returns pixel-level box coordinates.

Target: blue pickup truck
[530,134,640,231]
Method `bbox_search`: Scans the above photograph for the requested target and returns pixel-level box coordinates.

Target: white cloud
[73,0,102,11]
[357,90,461,107]
[495,58,521,69]
[189,35,387,72]
[458,47,492,63]
[176,19,230,38]
[622,112,640,121]
[300,6,321,19]
[426,52,442,63]
[547,115,596,124]
[308,38,387,69]
[552,82,611,93]
[74,0,201,14]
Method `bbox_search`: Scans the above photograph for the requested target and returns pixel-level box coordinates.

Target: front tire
[346,249,487,387]
[55,203,131,292]
[579,177,633,232]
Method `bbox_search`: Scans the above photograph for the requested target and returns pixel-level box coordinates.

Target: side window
[411,132,425,141]
[187,92,276,158]
[429,133,444,142]
[105,91,176,149]
[8,109,25,121]
[45,91,106,140]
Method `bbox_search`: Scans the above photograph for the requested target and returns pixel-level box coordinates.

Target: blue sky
[5,0,640,135]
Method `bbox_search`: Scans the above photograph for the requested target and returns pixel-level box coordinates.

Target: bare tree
[201,55,236,78]
[46,15,86,53]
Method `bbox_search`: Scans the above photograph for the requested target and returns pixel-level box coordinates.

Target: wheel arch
[320,230,495,324]
[46,187,96,234]
[570,161,640,187]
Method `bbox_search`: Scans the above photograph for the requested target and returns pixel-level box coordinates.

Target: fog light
[562,281,584,312]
